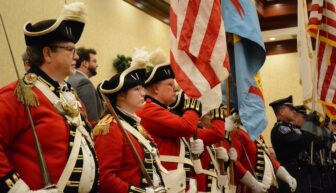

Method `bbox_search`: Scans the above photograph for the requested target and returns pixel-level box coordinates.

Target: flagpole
[312,24,320,112]
[225,76,235,186]
[218,80,228,176]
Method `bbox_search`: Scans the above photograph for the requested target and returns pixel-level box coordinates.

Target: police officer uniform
[0,3,99,193]
[270,96,313,193]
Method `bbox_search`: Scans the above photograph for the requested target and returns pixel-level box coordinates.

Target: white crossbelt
[206,146,220,177]
[159,155,193,166]
[160,138,193,166]
[120,120,168,174]
[34,80,95,192]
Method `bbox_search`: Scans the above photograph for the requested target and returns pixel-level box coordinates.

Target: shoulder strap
[159,138,193,166]
[207,146,220,177]
[57,128,82,190]
[120,120,168,174]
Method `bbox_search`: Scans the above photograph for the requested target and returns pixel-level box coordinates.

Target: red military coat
[231,129,280,193]
[198,119,225,146]
[0,82,70,191]
[136,97,199,170]
[196,120,225,192]
[94,114,149,193]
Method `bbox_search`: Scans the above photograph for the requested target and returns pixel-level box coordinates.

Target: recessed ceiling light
[135,2,144,9]
[269,37,276,41]
[163,18,170,23]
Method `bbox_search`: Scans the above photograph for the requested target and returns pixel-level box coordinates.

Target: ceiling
[124,0,308,55]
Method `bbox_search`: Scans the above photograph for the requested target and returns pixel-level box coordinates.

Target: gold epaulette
[14,73,39,107]
[93,114,114,137]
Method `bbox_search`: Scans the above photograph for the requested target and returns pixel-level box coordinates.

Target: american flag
[308,0,336,118]
[170,0,230,98]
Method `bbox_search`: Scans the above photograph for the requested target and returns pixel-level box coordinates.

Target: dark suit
[68,71,104,123]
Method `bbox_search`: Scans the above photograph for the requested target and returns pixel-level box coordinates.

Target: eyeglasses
[50,45,76,55]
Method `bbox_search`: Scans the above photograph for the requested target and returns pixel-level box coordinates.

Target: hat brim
[145,63,175,86]
[100,66,146,94]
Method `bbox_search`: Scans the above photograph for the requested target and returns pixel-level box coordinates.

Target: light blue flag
[221,0,267,140]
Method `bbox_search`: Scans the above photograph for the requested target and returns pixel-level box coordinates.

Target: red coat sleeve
[219,137,231,151]
[270,156,281,171]
[230,130,249,179]
[198,119,225,146]
[235,161,248,179]
[0,93,19,179]
[0,83,69,191]
[137,101,199,138]
[94,123,130,193]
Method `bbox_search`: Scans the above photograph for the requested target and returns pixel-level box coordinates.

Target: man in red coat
[0,2,99,193]
[193,109,235,193]
[170,92,233,193]
[137,49,202,193]
[230,126,297,193]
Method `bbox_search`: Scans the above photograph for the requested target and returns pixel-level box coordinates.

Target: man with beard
[68,47,104,125]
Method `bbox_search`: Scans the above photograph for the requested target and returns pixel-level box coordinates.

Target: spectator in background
[68,47,104,126]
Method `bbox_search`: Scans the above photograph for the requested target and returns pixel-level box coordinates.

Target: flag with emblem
[170,0,230,99]
[308,0,336,119]
[221,0,267,140]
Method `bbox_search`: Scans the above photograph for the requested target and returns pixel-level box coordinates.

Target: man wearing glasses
[0,2,98,193]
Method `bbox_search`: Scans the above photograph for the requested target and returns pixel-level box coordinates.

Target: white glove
[240,172,267,193]
[190,138,204,155]
[225,114,235,132]
[9,179,62,193]
[229,147,238,161]
[145,187,155,193]
[276,166,297,192]
[31,189,62,193]
[215,147,229,162]
[332,142,336,153]
[146,186,166,193]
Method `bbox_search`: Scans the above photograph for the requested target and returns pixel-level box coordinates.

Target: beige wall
[261,53,303,146]
[0,0,170,87]
[0,1,302,145]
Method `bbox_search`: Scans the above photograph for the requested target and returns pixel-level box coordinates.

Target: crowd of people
[1,2,336,193]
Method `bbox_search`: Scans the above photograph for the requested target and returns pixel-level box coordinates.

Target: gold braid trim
[93,114,113,137]
[14,76,39,107]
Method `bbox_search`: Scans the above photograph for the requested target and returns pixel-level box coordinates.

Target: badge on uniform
[279,126,291,134]
[293,128,302,135]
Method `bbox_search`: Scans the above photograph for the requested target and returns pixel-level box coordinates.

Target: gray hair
[25,46,44,67]
[21,52,29,62]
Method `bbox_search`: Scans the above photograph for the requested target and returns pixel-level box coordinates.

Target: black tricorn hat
[24,2,86,46]
[294,105,307,115]
[100,48,149,98]
[100,66,146,97]
[145,48,175,87]
[269,95,293,113]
